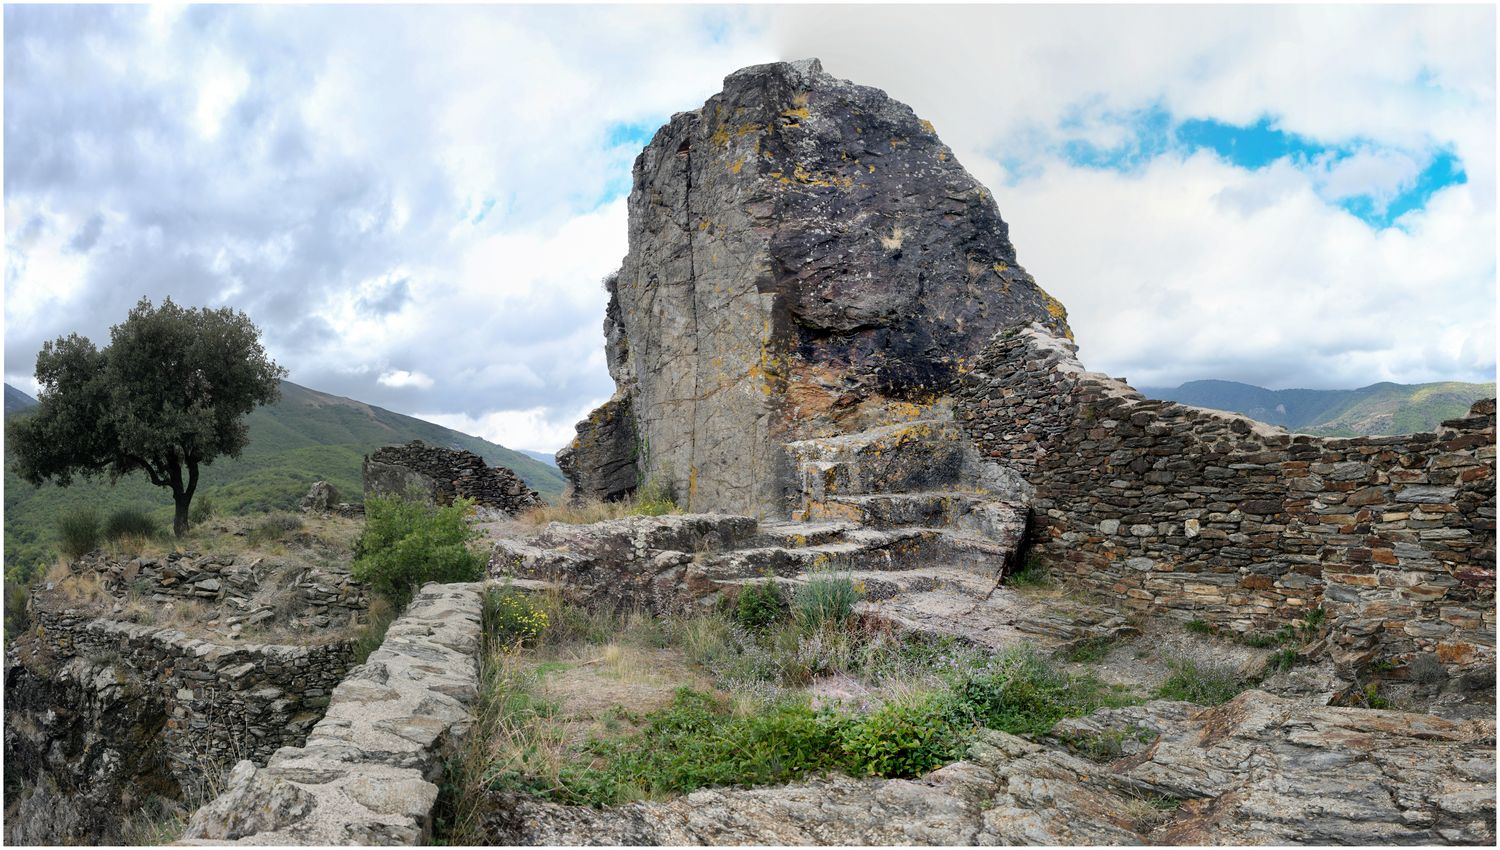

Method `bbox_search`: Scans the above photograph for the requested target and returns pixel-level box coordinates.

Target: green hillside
[4,380,566,581]
[1142,379,1495,436]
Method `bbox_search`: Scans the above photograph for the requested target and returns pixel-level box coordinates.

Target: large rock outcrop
[564,58,1070,515]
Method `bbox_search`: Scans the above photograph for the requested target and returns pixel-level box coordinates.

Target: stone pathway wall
[955,323,1496,675]
[179,581,484,845]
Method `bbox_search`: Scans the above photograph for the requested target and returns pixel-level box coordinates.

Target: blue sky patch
[1050,110,1467,229]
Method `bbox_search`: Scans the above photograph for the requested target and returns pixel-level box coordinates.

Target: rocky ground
[486,690,1495,846]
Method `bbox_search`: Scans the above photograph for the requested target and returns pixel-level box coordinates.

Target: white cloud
[4,3,1492,460]
[377,370,434,390]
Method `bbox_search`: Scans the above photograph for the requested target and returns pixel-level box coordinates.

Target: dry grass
[517,488,681,527]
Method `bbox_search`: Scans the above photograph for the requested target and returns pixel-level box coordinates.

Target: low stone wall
[955,323,1496,676]
[28,609,353,779]
[74,550,368,629]
[180,582,484,845]
[364,441,543,514]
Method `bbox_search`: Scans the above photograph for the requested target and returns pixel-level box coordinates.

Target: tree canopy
[8,297,286,536]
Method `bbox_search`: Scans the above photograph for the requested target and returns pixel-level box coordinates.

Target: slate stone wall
[26,610,352,780]
[955,323,1497,675]
[72,550,368,629]
[364,440,543,514]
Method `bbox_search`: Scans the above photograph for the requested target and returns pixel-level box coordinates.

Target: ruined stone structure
[180,582,484,844]
[66,549,368,628]
[364,441,542,513]
[564,58,1070,515]
[954,324,1496,678]
[548,59,1497,685]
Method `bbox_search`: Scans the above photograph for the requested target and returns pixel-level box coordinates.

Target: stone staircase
[490,415,1132,650]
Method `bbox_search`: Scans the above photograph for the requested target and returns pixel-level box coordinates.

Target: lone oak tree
[8,297,286,537]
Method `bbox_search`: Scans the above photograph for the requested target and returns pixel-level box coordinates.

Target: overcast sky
[5,4,1495,452]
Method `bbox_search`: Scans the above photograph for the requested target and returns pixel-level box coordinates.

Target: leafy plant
[839,691,967,778]
[1184,619,1215,635]
[56,507,102,559]
[734,579,788,631]
[352,495,483,608]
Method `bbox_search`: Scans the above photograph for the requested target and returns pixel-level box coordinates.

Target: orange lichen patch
[781,94,811,124]
[786,163,854,190]
[729,157,745,174]
[698,219,712,231]
[710,125,730,147]
[1034,285,1074,338]
[688,466,699,502]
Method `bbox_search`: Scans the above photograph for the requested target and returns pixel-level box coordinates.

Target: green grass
[464,598,1139,810]
[1005,555,1052,589]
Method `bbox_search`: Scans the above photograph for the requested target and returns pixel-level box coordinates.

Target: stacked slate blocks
[363,441,543,514]
[954,322,1496,677]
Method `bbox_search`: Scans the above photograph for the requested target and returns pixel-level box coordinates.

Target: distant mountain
[520,449,559,468]
[1141,379,1496,436]
[4,384,38,417]
[4,380,567,580]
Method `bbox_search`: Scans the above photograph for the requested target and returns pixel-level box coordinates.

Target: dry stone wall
[181,582,484,845]
[364,441,542,514]
[25,609,352,779]
[74,550,368,629]
[955,323,1497,677]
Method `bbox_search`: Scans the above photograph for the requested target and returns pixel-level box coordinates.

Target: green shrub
[951,645,1135,736]
[794,573,860,630]
[103,507,160,541]
[1266,648,1299,674]
[839,691,968,778]
[488,588,550,645]
[734,579,787,631]
[248,511,304,544]
[56,507,102,559]
[1184,619,1215,635]
[4,580,30,640]
[188,496,215,526]
[1153,657,1244,705]
[352,496,483,607]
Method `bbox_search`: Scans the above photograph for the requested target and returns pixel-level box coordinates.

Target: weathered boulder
[300,480,341,513]
[564,58,1071,516]
[483,691,1495,845]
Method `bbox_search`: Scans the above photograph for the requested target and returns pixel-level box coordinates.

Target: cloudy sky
[5,4,1495,453]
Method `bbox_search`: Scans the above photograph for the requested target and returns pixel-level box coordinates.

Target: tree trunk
[173,491,191,538]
